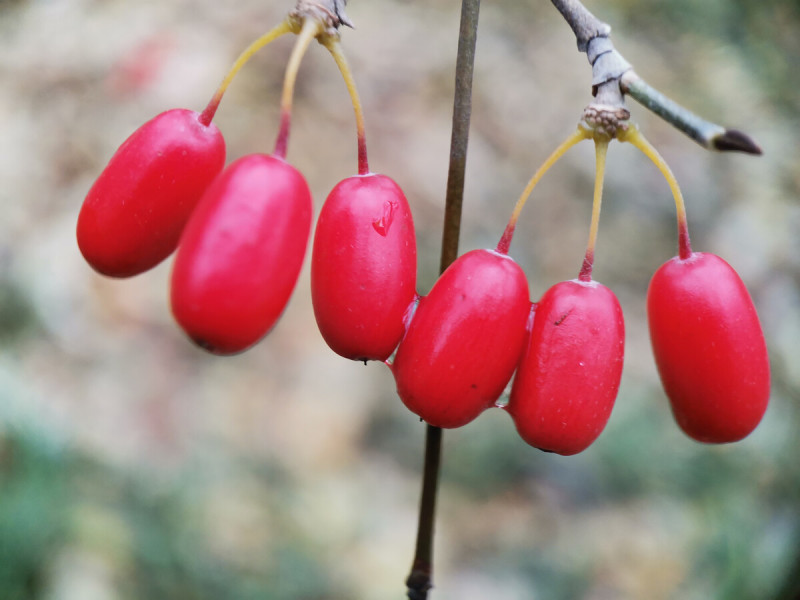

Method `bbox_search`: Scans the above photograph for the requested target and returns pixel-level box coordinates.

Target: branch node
[588,39,631,88]
[582,103,630,138]
[291,0,353,34]
[586,36,612,65]
[551,0,760,155]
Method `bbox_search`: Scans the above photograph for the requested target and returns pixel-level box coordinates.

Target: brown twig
[550,0,761,154]
[405,0,481,598]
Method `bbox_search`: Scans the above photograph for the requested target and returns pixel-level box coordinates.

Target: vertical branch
[405,0,481,598]
[439,0,481,273]
[406,426,443,600]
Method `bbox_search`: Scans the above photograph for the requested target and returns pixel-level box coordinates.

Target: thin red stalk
[578,249,595,282]
[496,223,516,255]
[320,37,371,174]
[618,126,692,261]
[199,20,294,127]
[273,18,320,159]
[678,216,692,259]
[274,110,291,160]
[497,128,588,256]
[578,137,609,281]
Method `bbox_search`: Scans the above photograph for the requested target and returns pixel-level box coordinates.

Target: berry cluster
[77,7,769,456]
[78,10,353,355]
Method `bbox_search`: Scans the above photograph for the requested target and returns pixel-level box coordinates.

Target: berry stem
[619,125,692,259]
[274,17,323,159]
[578,136,609,282]
[496,128,589,255]
[199,19,294,127]
[320,36,370,175]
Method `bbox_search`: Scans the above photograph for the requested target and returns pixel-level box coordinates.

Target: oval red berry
[508,279,625,455]
[647,252,770,443]
[311,174,417,361]
[77,108,226,277]
[391,249,531,429]
[170,154,312,355]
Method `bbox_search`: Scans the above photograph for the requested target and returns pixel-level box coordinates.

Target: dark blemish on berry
[470,383,478,389]
[555,309,573,326]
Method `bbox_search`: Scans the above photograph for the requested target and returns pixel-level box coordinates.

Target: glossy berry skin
[508,279,625,456]
[77,108,226,277]
[647,252,770,443]
[391,249,530,428]
[311,174,416,361]
[170,154,312,355]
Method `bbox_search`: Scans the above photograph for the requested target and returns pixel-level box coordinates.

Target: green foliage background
[1,0,798,598]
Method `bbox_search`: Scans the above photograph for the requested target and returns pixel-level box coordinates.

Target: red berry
[311,174,417,361]
[507,279,625,456]
[391,249,530,428]
[647,252,770,443]
[170,154,312,355]
[77,109,226,277]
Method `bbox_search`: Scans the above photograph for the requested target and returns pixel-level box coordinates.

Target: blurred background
[1,0,799,598]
